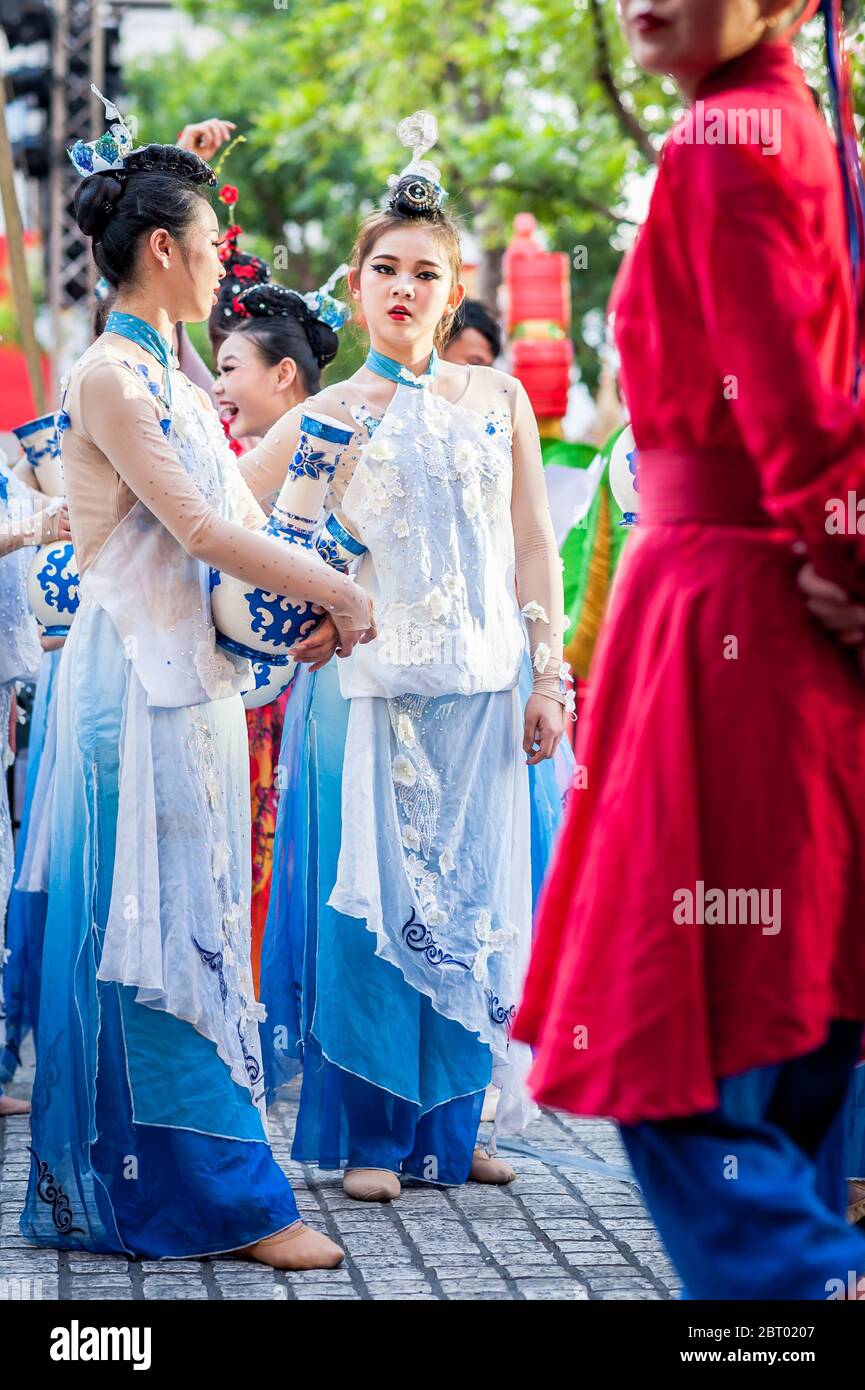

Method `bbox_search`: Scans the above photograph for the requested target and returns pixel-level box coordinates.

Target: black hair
[73,143,217,290]
[209,249,271,354]
[450,298,502,361]
[227,283,340,394]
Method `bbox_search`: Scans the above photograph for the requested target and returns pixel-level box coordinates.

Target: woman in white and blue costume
[250,114,574,1201]
[20,106,374,1267]
[0,458,67,1116]
[1,414,70,1091]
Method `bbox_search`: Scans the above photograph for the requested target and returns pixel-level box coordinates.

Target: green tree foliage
[128,2,865,387]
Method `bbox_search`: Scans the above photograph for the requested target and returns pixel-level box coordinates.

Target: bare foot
[343,1168,401,1202]
[243,1222,344,1270]
[470,1148,516,1185]
[0,1095,31,1117]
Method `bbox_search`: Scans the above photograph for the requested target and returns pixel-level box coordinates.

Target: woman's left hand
[523,693,565,766]
[290,614,340,672]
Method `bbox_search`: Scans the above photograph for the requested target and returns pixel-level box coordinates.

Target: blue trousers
[620,1021,865,1300]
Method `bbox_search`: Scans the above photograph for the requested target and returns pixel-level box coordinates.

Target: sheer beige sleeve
[77,360,371,631]
[509,377,569,707]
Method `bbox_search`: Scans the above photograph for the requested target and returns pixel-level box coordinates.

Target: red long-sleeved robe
[514,41,865,1123]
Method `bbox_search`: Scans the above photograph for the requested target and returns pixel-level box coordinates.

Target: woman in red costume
[516,0,865,1299]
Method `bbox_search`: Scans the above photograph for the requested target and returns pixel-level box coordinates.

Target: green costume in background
[540,429,630,680]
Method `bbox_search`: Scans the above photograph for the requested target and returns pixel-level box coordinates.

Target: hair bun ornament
[385,109,447,218]
[300,262,351,331]
[68,85,135,177]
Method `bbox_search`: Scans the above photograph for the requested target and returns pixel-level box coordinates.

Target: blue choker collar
[105,311,175,370]
[364,347,438,388]
[105,311,175,423]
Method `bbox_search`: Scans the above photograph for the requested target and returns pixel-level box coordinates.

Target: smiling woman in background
[213,281,343,988]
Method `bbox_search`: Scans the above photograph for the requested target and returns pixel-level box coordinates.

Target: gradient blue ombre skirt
[1,647,61,1084]
[21,606,299,1257]
[261,655,572,1183]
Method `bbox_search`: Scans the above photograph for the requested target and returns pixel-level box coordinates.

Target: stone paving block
[519,1282,589,1300]
[68,1280,135,1300]
[293,1289,363,1300]
[594,1288,664,1300]
[142,1279,208,1299]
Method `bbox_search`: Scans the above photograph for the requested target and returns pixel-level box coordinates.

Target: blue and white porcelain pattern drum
[13,413,81,636]
[211,411,356,667]
[241,659,296,711]
[12,413,65,498]
[27,540,80,637]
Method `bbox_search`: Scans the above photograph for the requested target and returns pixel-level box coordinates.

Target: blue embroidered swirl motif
[485,990,516,1029]
[236,1020,262,1085]
[36,543,79,615]
[192,937,228,1006]
[0,472,7,504]
[244,589,320,647]
[28,1149,84,1236]
[57,411,71,435]
[288,431,337,482]
[401,908,471,970]
[209,567,221,592]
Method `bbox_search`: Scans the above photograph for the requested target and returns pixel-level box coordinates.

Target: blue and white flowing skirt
[21,604,299,1256]
[1,648,62,1083]
[261,656,573,1182]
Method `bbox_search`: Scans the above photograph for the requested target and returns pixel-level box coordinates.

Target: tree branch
[589,0,659,166]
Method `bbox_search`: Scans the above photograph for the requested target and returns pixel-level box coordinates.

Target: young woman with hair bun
[213,279,345,990]
[20,118,374,1268]
[253,114,571,1202]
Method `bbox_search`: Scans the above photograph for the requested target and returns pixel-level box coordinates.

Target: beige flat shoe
[470,1148,516,1185]
[342,1167,401,1202]
[243,1221,344,1270]
[0,1095,31,1117]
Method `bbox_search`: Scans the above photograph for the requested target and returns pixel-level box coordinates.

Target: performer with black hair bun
[215,279,343,440]
[20,96,374,1268]
[254,113,571,1202]
[213,274,347,990]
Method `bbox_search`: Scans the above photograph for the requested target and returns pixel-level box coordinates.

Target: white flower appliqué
[366,436,397,464]
[425,587,448,621]
[521,600,549,624]
[533,643,551,674]
[439,847,455,875]
[392,754,418,788]
[393,516,411,539]
[397,713,417,748]
[401,825,422,852]
[453,440,480,480]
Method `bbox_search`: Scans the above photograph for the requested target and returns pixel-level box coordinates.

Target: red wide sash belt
[636,449,774,527]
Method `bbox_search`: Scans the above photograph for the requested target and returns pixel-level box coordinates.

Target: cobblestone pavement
[0,1045,679,1302]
